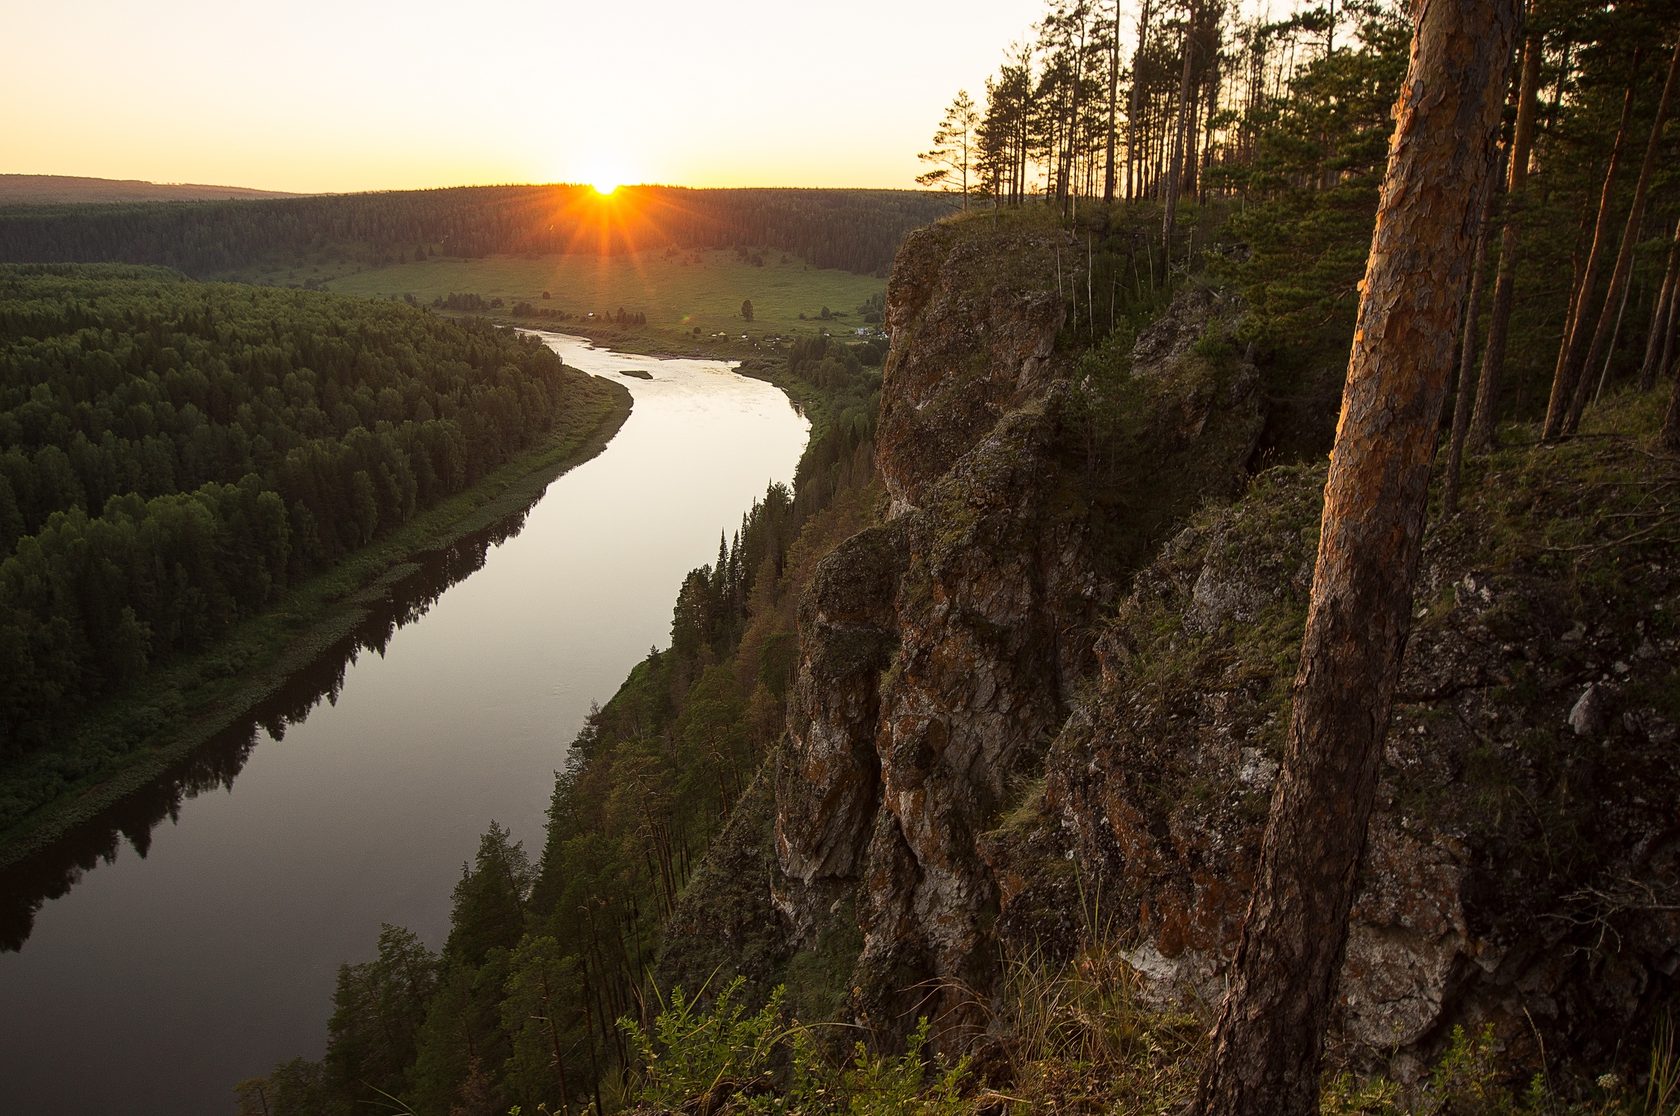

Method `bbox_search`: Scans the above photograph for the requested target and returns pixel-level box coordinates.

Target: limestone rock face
[1021,459,1680,1079]
[776,218,1103,1040]
[763,217,1676,1079]
[875,223,1066,517]
[774,221,1262,1046]
[775,521,907,924]
[855,393,1108,1038]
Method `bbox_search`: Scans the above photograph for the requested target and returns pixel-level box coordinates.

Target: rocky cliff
[771,218,1267,1044]
[680,216,1678,1080]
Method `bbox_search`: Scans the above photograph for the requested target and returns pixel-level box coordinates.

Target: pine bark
[1542,70,1639,441]
[1564,41,1680,433]
[1640,217,1680,391]
[1129,0,1153,200]
[1190,2,1518,1113]
[1443,154,1503,517]
[1105,1,1121,204]
[1200,45,1220,202]
[1163,0,1197,247]
[1470,27,1542,451]
[1657,262,1680,391]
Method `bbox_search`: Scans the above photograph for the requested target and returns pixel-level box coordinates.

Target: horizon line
[2,172,937,198]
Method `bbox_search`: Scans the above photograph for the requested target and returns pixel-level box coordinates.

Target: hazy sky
[4,0,1070,193]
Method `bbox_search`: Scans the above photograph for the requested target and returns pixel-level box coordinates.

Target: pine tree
[1563,40,1680,432]
[1469,22,1542,451]
[917,90,982,210]
[1193,1,1519,1110]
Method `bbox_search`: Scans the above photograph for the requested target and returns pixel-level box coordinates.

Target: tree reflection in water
[0,508,532,952]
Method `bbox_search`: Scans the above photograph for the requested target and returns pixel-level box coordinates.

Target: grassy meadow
[264,248,887,351]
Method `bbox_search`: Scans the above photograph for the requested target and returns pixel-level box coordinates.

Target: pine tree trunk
[1564,41,1680,433]
[1542,70,1639,441]
[1592,281,1633,406]
[1130,0,1154,202]
[1535,39,1573,211]
[1184,84,1201,199]
[1656,259,1680,392]
[1164,0,1197,247]
[537,967,572,1112]
[1106,2,1120,204]
[1184,7,1206,200]
[1640,217,1680,391]
[1470,26,1543,451]
[1201,50,1220,202]
[1443,154,1503,516]
[1190,2,1518,1113]
[1064,20,1086,219]
[1664,289,1680,378]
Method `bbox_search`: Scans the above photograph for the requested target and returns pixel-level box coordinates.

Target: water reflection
[0,508,534,952]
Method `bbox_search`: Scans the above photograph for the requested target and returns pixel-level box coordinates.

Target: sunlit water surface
[0,334,808,1114]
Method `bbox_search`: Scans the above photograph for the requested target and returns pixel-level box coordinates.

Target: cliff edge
[668,215,1679,1082]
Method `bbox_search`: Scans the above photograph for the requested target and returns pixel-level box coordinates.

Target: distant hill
[0,174,303,205]
[0,184,950,276]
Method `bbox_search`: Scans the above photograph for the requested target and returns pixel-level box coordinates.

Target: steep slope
[666,214,1680,1087]
[1006,406,1680,1078]
[770,218,1267,1044]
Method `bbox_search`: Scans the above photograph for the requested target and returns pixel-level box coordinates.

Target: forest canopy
[0,263,620,758]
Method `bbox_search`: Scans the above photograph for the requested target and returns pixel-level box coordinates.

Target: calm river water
[0,333,809,1115]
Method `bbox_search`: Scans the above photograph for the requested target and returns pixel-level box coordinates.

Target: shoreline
[0,387,632,868]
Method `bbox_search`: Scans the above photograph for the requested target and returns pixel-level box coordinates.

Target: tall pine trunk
[1444,153,1504,516]
[1190,2,1518,1112]
[1105,1,1121,204]
[1163,0,1197,248]
[1130,0,1154,201]
[1200,45,1220,202]
[1542,69,1639,441]
[1564,41,1680,433]
[1471,26,1543,451]
[1640,217,1680,391]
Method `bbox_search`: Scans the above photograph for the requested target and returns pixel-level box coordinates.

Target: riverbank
[0,383,632,867]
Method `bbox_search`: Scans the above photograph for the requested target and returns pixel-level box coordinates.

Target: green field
[304,249,885,348]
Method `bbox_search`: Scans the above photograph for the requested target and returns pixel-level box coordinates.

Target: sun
[591,179,619,197]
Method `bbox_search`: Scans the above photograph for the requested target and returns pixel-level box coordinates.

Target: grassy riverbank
[0,382,632,866]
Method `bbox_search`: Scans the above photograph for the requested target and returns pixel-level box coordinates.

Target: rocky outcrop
[775,218,1097,1042]
[1002,443,1680,1079]
[873,222,1067,518]
[761,214,1676,1082]
[773,220,1264,1046]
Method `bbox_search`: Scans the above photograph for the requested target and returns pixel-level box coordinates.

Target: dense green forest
[0,186,951,278]
[245,0,1680,1111]
[0,263,623,818]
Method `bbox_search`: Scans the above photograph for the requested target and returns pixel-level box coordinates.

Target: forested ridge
[0,186,950,278]
[245,0,1680,1112]
[0,263,623,817]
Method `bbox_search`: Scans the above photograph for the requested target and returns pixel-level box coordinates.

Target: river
[0,333,810,1115]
